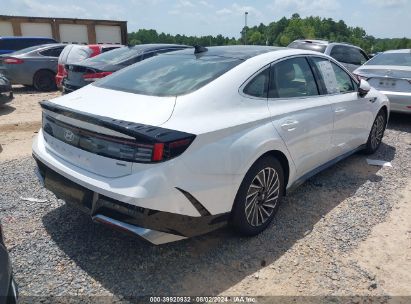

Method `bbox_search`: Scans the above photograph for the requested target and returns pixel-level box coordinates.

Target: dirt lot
[0,88,410,301]
[0,86,60,161]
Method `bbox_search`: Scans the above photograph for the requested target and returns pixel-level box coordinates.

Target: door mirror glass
[358,79,371,97]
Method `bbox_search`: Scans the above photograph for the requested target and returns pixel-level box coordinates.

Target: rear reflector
[83,71,112,81]
[3,57,24,64]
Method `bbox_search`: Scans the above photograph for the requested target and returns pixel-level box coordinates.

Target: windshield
[96,54,242,96]
[365,52,411,67]
[83,47,139,66]
[288,41,327,53]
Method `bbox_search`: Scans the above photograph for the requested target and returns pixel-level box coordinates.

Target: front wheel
[230,156,284,236]
[364,111,386,154]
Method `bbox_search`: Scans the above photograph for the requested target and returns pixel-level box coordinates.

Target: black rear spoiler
[40,100,194,143]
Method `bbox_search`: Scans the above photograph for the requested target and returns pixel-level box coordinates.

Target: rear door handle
[368,97,377,103]
[281,120,299,131]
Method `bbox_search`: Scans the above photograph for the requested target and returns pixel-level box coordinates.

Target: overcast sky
[2,0,410,38]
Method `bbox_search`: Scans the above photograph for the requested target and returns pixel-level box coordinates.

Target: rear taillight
[3,57,24,64]
[152,138,194,162]
[57,64,68,77]
[42,114,195,163]
[83,71,112,82]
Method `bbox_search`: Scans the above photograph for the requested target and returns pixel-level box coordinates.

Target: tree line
[128,13,411,53]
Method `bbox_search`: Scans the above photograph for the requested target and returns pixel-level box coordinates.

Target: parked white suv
[288,40,369,72]
[32,46,389,244]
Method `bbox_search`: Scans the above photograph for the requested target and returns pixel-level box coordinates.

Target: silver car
[354,49,411,114]
[0,43,66,91]
[288,40,369,72]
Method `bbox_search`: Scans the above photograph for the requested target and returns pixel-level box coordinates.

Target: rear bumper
[62,81,83,94]
[380,90,411,113]
[33,156,228,244]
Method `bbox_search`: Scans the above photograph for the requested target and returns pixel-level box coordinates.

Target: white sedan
[32,46,389,244]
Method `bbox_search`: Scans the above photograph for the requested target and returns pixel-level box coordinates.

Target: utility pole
[244,11,248,45]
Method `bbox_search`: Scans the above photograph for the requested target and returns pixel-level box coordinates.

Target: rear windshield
[288,41,327,53]
[365,52,411,67]
[96,54,242,96]
[83,47,138,66]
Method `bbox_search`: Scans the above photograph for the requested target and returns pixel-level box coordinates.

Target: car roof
[292,39,329,45]
[0,36,56,40]
[290,39,363,49]
[19,43,66,52]
[88,44,123,48]
[165,45,284,60]
[34,43,66,49]
[383,49,411,54]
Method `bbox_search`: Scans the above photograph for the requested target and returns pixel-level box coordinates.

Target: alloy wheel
[370,114,385,150]
[245,167,280,227]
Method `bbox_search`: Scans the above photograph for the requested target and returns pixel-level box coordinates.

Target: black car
[62,44,190,93]
[0,74,13,105]
[0,222,18,304]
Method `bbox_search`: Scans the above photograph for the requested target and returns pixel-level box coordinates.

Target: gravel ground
[0,113,410,301]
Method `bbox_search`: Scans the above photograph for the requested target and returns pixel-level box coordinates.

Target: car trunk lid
[360,65,411,92]
[41,85,179,177]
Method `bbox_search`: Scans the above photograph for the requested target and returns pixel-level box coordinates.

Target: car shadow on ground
[11,85,59,95]
[0,104,15,116]
[42,142,396,297]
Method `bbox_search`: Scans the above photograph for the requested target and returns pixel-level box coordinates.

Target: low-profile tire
[364,110,387,154]
[230,156,284,236]
[33,70,57,92]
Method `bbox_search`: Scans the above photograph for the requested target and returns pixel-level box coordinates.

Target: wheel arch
[379,105,388,125]
[252,149,290,195]
[33,68,56,80]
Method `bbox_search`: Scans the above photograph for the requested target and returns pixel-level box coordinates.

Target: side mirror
[358,79,371,97]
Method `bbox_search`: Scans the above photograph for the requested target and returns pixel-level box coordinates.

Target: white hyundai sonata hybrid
[32,46,389,244]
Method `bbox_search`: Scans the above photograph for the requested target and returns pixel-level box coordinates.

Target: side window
[40,47,64,57]
[330,45,350,63]
[331,62,355,93]
[349,48,368,65]
[268,57,318,98]
[311,57,355,94]
[243,68,269,98]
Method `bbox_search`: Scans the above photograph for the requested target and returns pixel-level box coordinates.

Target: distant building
[0,15,127,44]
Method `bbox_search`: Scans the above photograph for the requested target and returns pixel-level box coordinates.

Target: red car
[56,44,122,88]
